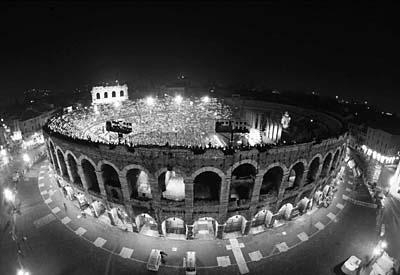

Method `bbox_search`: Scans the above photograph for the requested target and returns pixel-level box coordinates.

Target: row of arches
[47,139,345,206]
[96,90,124,99]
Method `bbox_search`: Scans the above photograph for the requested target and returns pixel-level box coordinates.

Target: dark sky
[0,2,399,111]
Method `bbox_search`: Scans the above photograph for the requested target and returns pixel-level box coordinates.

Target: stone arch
[287,159,306,189]
[224,215,247,234]
[66,152,82,187]
[97,160,121,175]
[320,152,333,178]
[259,164,285,199]
[162,217,186,236]
[193,168,223,202]
[81,158,100,193]
[124,166,152,200]
[229,161,257,201]
[112,91,116,97]
[120,90,124,97]
[307,154,321,184]
[96,92,100,99]
[227,159,258,177]
[56,147,69,179]
[156,167,186,201]
[100,162,122,201]
[104,92,108,98]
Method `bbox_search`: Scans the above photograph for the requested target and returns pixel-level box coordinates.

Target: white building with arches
[91,84,129,105]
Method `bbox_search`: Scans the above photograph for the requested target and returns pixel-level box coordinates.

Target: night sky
[0,2,398,111]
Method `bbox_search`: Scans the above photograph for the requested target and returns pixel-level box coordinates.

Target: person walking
[63,202,67,212]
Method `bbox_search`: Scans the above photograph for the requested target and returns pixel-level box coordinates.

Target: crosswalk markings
[314,222,325,230]
[226,239,249,274]
[51,207,61,214]
[34,213,56,228]
[119,247,134,259]
[61,217,71,224]
[248,251,262,261]
[75,227,87,236]
[93,237,107,247]
[336,203,344,209]
[327,213,336,221]
[217,256,231,267]
[40,190,48,195]
[275,242,289,252]
[44,198,52,204]
[297,232,309,242]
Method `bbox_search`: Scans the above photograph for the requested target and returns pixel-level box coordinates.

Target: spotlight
[202,96,210,103]
[174,95,183,104]
[146,96,154,105]
[3,188,15,202]
[23,153,30,163]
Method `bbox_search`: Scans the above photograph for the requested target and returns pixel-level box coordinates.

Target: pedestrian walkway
[34,160,353,273]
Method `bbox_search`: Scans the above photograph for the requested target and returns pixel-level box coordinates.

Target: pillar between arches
[95,170,106,196]
[184,178,194,222]
[218,176,230,222]
[118,175,130,202]
[65,159,74,183]
[277,172,290,201]
[300,168,309,188]
[148,177,161,203]
[77,163,89,190]
[250,174,263,205]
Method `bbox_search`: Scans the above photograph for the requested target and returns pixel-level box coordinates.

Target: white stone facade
[91,84,129,105]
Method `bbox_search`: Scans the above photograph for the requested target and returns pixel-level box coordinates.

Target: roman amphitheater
[43,87,348,240]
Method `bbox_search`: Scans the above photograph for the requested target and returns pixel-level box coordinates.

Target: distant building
[91,84,129,105]
[12,107,56,139]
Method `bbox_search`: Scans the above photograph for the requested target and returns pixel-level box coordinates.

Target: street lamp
[17,269,30,275]
[22,154,30,163]
[3,188,15,203]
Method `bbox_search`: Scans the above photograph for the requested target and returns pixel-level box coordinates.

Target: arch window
[120,90,124,96]
[230,163,256,202]
[96,93,100,99]
[81,159,100,193]
[194,171,221,203]
[112,91,116,97]
[104,92,108,98]
[126,169,151,200]
[259,166,283,200]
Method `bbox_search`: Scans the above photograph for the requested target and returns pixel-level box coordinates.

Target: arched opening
[287,162,305,190]
[259,166,283,200]
[120,90,124,96]
[194,171,221,203]
[81,159,100,193]
[67,154,82,188]
[126,169,152,200]
[320,153,332,178]
[57,149,69,179]
[162,217,186,240]
[135,213,158,237]
[101,164,122,201]
[224,215,246,237]
[331,150,340,172]
[307,157,320,184]
[104,92,108,98]
[49,143,60,174]
[275,203,294,224]
[193,217,217,240]
[96,93,100,99]
[112,91,116,97]
[251,209,274,234]
[230,163,256,203]
[109,207,131,229]
[158,168,185,201]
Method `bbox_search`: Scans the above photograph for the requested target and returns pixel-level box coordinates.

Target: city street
[0,157,381,275]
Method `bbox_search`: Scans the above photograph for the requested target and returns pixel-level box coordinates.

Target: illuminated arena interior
[47,95,339,148]
[44,91,348,240]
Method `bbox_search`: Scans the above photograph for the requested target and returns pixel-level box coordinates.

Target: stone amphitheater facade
[44,98,348,239]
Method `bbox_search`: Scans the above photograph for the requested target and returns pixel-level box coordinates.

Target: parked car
[147,249,162,272]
